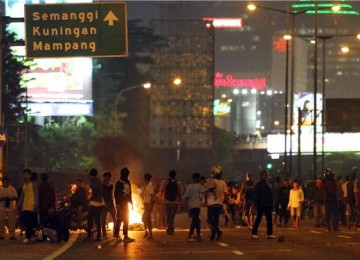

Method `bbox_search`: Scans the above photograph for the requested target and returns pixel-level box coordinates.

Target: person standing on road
[287,180,304,228]
[0,177,18,240]
[18,169,39,243]
[354,170,360,227]
[278,178,291,227]
[205,166,228,241]
[101,172,116,239]
[240,172,256,230]
[251,170,276,239]
[87,168,104,242]
[323,168,340,231]
[142,173,155,240]
[310,177,326,227]
[39,173,56,225]
[161,170,183,235]
[183,172,205,241]
[113,167,135,243]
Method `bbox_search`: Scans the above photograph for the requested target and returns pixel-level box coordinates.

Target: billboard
[293,92,323,134]
[326,99,360,133]
[268,133,360,154]
[5,0,93,116]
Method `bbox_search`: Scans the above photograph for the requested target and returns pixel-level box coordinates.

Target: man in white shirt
[183,173,205,241]
[142,173,155,239]
[0,177,18,240]
[205,166,228,241]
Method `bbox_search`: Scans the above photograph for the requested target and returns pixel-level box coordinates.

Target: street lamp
[319,36,332,174]
[247,3,307,177]
[300,33,360,173]
[115,82,151,130]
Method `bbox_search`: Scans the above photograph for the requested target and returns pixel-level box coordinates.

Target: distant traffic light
[266,163,273,170]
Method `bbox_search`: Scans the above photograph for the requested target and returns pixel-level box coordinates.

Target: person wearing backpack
[161,170,183,235]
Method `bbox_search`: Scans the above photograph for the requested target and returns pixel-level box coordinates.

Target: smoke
[93,136,144,185]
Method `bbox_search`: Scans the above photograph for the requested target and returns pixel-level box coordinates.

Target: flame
[129,183,143,225]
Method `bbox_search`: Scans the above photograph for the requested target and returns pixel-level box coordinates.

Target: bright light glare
[332,4,341,12]
[108,222,114,230]
[241,89,248,95]
[266,90,273,96]
[143,82,151,89]
[173,78,182,85]
[233,89,240,95]
[284,34,292,41]
[357,34,360,40]
[341,46,350,53]
[247,4,257,11]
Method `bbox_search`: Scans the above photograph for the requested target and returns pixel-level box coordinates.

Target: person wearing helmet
[205,166,228,241]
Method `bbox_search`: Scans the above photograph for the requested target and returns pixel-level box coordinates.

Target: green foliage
[92,20,166,139]
[31,117,96,172]
[2,30,29,125]
[5,20,167,173]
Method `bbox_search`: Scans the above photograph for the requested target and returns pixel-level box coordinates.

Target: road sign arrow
[104,10,119,26]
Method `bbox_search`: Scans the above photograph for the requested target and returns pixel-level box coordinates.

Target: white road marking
[337,235,352,239]
[43,231,79,260]
[310,231,322,234]
[233,250,244,255]
[218,242,229,247]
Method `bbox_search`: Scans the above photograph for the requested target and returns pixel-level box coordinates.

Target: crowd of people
[0,166,359,245]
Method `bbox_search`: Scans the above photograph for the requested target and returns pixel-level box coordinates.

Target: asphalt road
[57,216,360,260]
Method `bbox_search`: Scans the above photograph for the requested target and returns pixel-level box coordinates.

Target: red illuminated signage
[202,17,243,28]
[273,36,292,53]
[214,72,267,90]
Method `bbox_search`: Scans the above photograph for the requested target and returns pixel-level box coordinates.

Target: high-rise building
[149,19,214,149]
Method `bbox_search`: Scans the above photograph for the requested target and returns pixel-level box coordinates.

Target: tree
[92,20,166,170]
[2,30,29,126]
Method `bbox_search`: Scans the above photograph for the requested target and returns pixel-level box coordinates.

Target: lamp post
[313,1,318,180]
[318,36,332,173]
[115,82,151,131]
[247,3,307,176]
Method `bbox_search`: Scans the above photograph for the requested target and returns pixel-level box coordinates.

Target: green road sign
[25,2,128,58]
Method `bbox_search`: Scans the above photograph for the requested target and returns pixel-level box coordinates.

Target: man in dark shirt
[310,178,326,227]
[252,170,276,239]
[324,168,339,231]
[113,167,135,243]
[87,168,103,242]
[278,178,291,227]
[101,172,116,239]
[39,173,56,225]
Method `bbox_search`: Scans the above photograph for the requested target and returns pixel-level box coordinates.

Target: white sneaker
[251,235,260,239]
[267,235,277,239]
